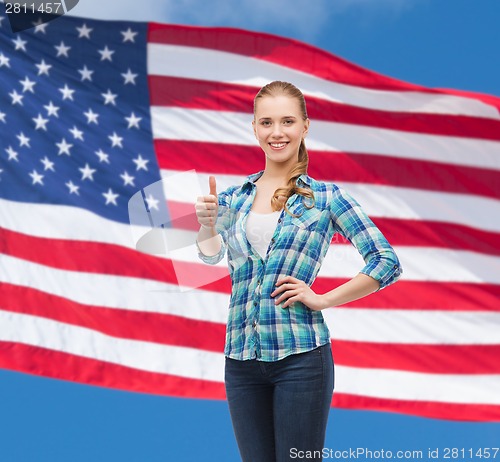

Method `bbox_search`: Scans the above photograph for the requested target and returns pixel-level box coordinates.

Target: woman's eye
[283,120,293,125]
[261,121,271,127]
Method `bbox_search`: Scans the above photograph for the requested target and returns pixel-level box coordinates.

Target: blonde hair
[253,81,315,218]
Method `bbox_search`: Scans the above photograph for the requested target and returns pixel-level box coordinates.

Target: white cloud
[66,0,423,40]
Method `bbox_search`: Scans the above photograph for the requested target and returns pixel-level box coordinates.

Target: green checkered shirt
[196,171,402,361]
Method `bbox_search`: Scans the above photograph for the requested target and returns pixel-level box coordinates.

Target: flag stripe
[156,140,500,200]
[4,225,500,295]
[147,29,500,119]
[0,341,226,399]
[3,254,500,345]
[331,340,500,374]
[333,394,500,422]
[149,75,500,141]
[3,283,500,374]
[150,107,500,171]
[2,311,500,407]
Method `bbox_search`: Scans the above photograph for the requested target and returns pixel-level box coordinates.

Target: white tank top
[246,210,281,259]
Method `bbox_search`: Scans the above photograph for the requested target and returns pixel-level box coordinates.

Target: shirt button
[254,301,258,306]
[252,320,257,328]
[278,219,282,223]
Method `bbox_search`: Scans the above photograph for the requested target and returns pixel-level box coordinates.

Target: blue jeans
[224,343,334,462]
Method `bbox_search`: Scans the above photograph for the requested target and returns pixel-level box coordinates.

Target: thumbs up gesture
[195,176,219,229]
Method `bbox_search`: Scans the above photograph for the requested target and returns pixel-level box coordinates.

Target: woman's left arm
[271,185,402,311]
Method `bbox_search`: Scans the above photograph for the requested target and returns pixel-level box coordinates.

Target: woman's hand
[270,276,327,311]
[195,176,219,229]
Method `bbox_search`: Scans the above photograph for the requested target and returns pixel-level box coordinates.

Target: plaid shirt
[196,170,402,361]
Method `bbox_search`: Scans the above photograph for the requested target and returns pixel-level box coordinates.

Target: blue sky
[1,1,500,461]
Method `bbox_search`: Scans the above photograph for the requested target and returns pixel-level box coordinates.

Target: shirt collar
[242,170,312,189]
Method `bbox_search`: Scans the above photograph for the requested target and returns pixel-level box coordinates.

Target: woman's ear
[302,118,310,139]
[252,119,257,139]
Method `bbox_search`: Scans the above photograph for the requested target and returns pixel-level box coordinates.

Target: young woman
[195,81,402,462]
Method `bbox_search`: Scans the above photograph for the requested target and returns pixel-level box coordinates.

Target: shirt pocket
[290,207,322,230]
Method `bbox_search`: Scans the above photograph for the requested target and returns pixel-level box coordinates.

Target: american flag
[1,9,499,422]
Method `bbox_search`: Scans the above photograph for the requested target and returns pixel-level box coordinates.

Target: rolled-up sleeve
[330,186,403,291]
[195,185,237,265]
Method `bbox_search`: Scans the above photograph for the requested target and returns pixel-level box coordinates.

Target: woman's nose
[271,125,284,138]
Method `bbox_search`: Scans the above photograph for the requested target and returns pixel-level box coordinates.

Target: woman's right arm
[196,225,222,257]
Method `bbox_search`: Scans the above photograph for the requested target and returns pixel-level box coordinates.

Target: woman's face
[252,95,310,168]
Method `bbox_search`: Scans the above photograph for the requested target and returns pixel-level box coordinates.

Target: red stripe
[0,341,225,399]
[0,283,225,353]
[3,283,499,374]
[147,23,500,117]
[311,277,500,313]
[2,342,499,421]
[149,76,500,141]
[3,228,500,312]
[333,393,500,422]
[331,340,500,374]
[166,196,500,257]
[155,140,500,201]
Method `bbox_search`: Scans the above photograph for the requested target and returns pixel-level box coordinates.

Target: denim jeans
[224,343,334,462]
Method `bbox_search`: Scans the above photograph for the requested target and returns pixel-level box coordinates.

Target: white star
[6,146,19,161]
[0,111,6,123]
[103,188,119,205]
[59,84,75,100]
[56,138,73,156]
[79,163,96,181]
[95,149,110,163]
[121,68,138,85]
[121,28,138,43]
[0,53,10,68]
[12,36,27,52]
[132,154,149,171]
[33,114,49,130]
[55,41,71,57]
[69,126,84,141]
[66,180,80,195]
[17,132,30,147]
[32,18,49,34]
[84,108,99,124]
[125,112,142,129]
[108,132,123,148]
[101,89,117,105]
[76,23,93,39]
[35,59,52,76]
[145,194,160,211]
[9,90,24,105]
[40,156,55,171]
[78,65,94,82]
[20,76,36,93]
[29,170,44,185]
[98,45,115,61]
[120,171,135,186]
[44,101,60,117]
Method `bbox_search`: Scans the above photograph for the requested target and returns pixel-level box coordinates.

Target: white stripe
[336,365,500,405]
[324,309,500,345]
[1,311,498,405]
[3,198,500,285]
[150,107,500,171]
[147,44,500,120]
[2,255,500,345]
[0,311,223,382]
[163,170,500,233]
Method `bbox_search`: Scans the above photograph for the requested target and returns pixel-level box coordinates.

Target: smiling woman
[195,81,403,461]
